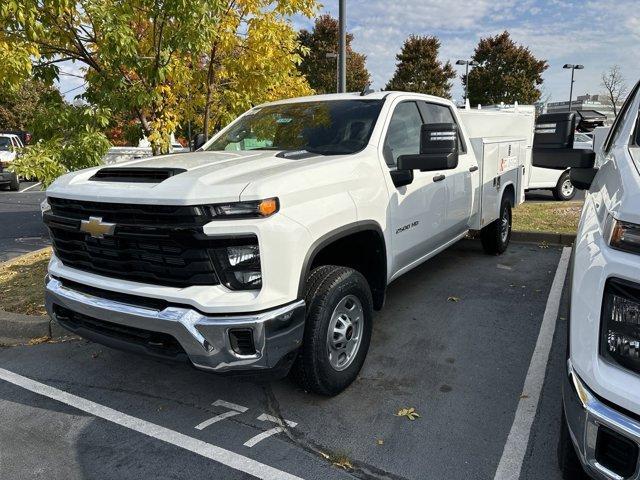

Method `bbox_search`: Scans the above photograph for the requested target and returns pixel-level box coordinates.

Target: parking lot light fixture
[563,64,585,112]
[456,59,479,102]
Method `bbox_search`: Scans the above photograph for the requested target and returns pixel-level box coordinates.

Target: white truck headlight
[209,239,262,290]
[601,278,640,375]
[204,198,278,219]
[606,216,640,255]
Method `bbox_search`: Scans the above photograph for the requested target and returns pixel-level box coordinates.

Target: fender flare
[296,220,387,304]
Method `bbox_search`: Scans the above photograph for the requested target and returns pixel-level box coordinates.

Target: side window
[420,102,466,153]
[604,80,639,153]
[383,101,423,168]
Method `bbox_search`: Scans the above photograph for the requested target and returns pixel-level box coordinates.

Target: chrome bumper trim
[564,360,640,480]
[45,276,305,372]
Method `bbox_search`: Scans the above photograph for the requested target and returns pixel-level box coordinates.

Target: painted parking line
[0,367,304,480]
[244,414,298,448]
[19,182,41,193]
[195,399,248,430]
[493,246,572,480]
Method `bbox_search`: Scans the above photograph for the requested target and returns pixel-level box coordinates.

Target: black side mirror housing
[390,169,414,188]
[532,112,596,170]
[397,123,459,172]
[193,133,206,150]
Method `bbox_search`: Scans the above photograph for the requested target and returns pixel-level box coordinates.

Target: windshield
[0,137,11,151]
[206,99,385,155]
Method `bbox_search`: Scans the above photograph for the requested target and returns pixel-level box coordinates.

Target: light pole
[338,0,346,93]
[456,59,479,102]
[326,52,339,93]
[563,64,584,112]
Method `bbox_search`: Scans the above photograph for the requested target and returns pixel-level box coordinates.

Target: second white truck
[43,91,526,395]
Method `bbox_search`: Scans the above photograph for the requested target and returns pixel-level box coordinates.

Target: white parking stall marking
[244,414,298,448]
[19,182,41,193]
[0,367,304,480]
[195,399,248,430]
[493,247,571,480]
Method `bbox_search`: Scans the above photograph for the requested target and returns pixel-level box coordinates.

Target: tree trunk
[203,45,218,140]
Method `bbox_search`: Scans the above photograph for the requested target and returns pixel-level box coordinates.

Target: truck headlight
[204,198,278,219]
[209,239,262,290]
[606,216,640,255]
[601,278,640,375]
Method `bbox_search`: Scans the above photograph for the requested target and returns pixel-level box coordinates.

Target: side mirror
[193,133,206,150]
[532,112,596,170]
[397,123,459,172]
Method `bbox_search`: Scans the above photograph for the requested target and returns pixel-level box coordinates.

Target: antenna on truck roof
[360,83,375,96]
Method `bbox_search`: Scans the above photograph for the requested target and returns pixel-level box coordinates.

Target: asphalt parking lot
[0,240,571,480]
[0,181,49,261]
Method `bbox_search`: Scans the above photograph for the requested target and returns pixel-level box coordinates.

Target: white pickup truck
[532,81,640,479]
[43,92,526,395]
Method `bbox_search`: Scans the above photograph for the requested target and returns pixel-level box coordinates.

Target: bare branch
[601,65,628,117]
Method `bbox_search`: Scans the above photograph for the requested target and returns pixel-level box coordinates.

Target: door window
[383,102,423,168]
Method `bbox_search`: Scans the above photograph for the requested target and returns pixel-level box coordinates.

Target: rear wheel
[481,195,512,255]
[291,265,373,396]
[558,407,588,479]
[9,173,19,191]
[553,171,576,201]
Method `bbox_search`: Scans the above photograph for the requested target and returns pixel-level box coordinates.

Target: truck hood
[46,150,325,205]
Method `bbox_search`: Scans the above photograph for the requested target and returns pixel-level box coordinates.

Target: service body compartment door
[470,137,525,230]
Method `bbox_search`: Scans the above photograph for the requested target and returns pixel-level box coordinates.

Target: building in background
[546,94,624,125]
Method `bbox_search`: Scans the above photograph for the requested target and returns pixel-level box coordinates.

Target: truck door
[418,102,476,237]
[383,101,449,272]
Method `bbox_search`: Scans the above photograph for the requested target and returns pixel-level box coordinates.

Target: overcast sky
[58,0,640,104]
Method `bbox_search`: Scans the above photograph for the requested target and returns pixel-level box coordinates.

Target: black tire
[558,407,588,479]
[291,265,373,396]
[553,171,576,201]
[9,173,19,191]
[481,195,512,255]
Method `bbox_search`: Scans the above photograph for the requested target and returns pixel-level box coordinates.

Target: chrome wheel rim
[500,207,510,243]
[561,179,574,198]
[326,295,364,371]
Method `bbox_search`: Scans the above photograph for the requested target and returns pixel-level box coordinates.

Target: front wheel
[553,171,576,201]
[291,265,373,396]
[481,196,512,255]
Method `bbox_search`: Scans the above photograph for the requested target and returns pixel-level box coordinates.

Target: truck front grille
[44,198,255,288]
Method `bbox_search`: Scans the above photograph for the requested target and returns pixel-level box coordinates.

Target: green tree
[10,94,111,187]
[0,79,61,132]
[297,15,371,94]
[464,31,548,106]
[385,35,456,97]
[1,0,317,152]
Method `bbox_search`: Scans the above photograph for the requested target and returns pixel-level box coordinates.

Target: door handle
[469,166,478,172]
[433,174,446,182]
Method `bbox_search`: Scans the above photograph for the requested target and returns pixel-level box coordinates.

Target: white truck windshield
[207,99,385,155]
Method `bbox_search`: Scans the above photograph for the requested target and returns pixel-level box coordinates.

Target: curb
[0,248,69,346]
[511,230,576,246]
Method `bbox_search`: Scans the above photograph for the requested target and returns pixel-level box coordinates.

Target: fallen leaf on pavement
[396,407,421,420]
[447,296,460,302]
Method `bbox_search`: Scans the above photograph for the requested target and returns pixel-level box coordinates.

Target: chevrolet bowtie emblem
[80,216,116,238]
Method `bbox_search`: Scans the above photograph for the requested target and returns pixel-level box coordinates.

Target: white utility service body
[460,105,576,200]
[43,91,525,395]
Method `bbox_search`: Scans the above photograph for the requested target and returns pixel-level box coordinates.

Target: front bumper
[45,276,305,373]
[564,360,640,479]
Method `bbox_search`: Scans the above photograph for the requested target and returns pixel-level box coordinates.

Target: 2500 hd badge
[396,221,419,234]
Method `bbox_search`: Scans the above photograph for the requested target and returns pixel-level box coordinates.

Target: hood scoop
[90,167,187,183]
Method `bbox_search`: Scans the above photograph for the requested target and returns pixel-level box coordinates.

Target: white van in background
[459,104,577,200]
